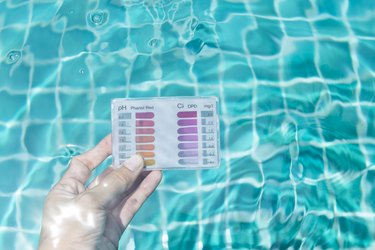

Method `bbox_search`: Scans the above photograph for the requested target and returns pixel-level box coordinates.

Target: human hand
[38,135,162,250]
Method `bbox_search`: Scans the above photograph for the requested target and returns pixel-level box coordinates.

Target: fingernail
[124,155,144,172]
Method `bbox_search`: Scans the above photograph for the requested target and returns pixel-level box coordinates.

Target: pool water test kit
[111,97,220,170]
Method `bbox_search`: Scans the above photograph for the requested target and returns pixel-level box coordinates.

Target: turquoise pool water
[0,0,374,249]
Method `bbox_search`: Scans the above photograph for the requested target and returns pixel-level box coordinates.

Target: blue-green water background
[0,0,375,249]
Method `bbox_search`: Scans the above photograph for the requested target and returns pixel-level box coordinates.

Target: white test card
[111,97,220,170]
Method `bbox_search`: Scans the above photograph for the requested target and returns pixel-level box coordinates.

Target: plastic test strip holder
[111,97,220,170]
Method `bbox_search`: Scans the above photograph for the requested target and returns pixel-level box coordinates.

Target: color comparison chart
[111,97,220,170]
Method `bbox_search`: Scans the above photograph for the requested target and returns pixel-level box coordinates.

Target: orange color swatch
[136,136,155,143]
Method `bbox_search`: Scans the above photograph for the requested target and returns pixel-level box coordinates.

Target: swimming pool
[0,0,374,249]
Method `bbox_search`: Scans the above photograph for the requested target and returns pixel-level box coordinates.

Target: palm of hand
[39,136,162,250]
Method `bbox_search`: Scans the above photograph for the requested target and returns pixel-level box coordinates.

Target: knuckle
[70,156,81,166]
[99,136,112,155]
[111,169,133,185]
[127,198,140,214]
[71,156,93,170]
[128,193,147,213]
[129,196,140,208]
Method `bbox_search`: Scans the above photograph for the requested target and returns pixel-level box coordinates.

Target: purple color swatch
[178,151,198,157]
[178,143,198,149]
[177,127,198,134]
[178,135,198,141]
[177,111,197,118]
[177,119,197,126]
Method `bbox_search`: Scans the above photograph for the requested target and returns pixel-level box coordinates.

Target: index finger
[60,134,112,187]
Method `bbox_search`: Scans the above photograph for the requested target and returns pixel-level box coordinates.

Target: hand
[38,135,162,250]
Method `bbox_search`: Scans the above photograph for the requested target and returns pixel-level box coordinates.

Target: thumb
[88,154,145,208]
